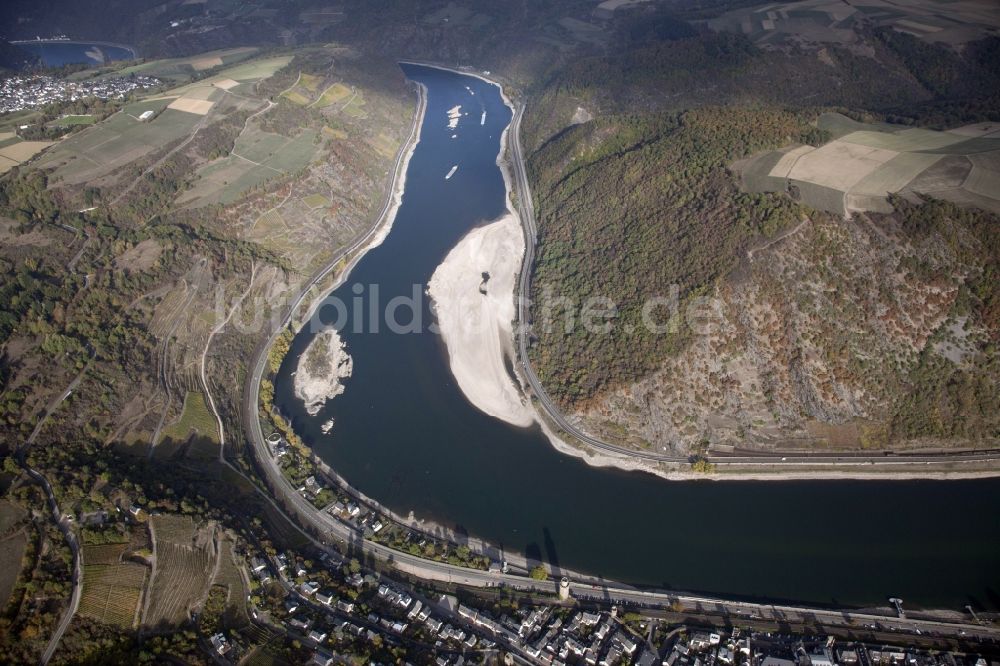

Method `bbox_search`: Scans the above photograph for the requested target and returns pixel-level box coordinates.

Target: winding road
[16,356,91,665]
[235,64,998,650]
[506,103,1000,473]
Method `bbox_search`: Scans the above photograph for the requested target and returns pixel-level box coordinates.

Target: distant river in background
[274,63,1000,610]
[14,41,135,67]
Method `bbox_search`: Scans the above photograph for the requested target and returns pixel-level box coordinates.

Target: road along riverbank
[499,84,1000,481]
[261,63,1000,608]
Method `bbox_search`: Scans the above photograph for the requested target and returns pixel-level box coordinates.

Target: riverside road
[243,62,1000,619]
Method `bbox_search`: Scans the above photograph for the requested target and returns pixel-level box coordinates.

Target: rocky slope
[570,203,999,454]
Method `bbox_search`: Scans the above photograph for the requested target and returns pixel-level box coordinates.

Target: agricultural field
[302,193,331,209]
[210,535,249,629]
[35,53,295,189]
[177,127,320,207]
[297,73,322,94]
[738,113,1000,215]
[0,110,41,134]
[78,541,148,628]
[214,56,294,83]
[143,514,218,630]
[98,47,261,84]
[281,72,324,106]
[368,132,399,159]
[33,105,200,185]
[708,0,1000,50]
[341,92,367,119]
[48,115,97,127]
[313,82,352,108]
[167,98,214,115]
[281,89,311,106]
[0,136,55,175]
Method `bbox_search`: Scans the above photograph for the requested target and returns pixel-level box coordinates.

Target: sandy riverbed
[428,213,534,428]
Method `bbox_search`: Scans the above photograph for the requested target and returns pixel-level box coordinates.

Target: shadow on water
[543,527,562,578]
[524,543,544,570]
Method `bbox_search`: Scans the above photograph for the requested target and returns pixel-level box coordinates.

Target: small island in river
[294,327,354,416]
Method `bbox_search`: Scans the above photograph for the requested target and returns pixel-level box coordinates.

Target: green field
[342,93,367,119]
[35,106,200,185]
[314,82,352,108]
[161,391,219,446]
[48,115,97,127]
[104,47,262,84]
[302,193,331,209]
[179,128,319,207]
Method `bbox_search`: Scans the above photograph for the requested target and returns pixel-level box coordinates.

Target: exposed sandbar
[428,213,534,428]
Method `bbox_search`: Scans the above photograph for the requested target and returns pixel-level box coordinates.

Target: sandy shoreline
[428,214,534,427]
[417,64,1000,482]
[421,63,542,431]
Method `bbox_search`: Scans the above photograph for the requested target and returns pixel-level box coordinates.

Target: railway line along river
[273,63,1000,610]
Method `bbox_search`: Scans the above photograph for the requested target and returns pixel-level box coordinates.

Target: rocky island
[294,327,354,416]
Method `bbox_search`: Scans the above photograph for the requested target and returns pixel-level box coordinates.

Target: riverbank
[293,82,427,329]
[540,421,1000,481]
[428,213,533,428]
[257,63,1000,608]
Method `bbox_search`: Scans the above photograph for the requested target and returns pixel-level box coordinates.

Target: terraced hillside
[143,515,217,630]
[0,43,411,658]
[78,542,147,628]
[0,44,411,465]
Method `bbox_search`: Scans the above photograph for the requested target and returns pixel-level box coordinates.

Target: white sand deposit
[428,213,534,428]
[294,328,353,415]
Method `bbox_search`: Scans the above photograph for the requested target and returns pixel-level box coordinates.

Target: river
[14,41,135,67]
[274,63,1000,610]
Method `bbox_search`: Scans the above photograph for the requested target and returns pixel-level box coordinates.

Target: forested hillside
[527,107,817,406]
[523,22,1000,454]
